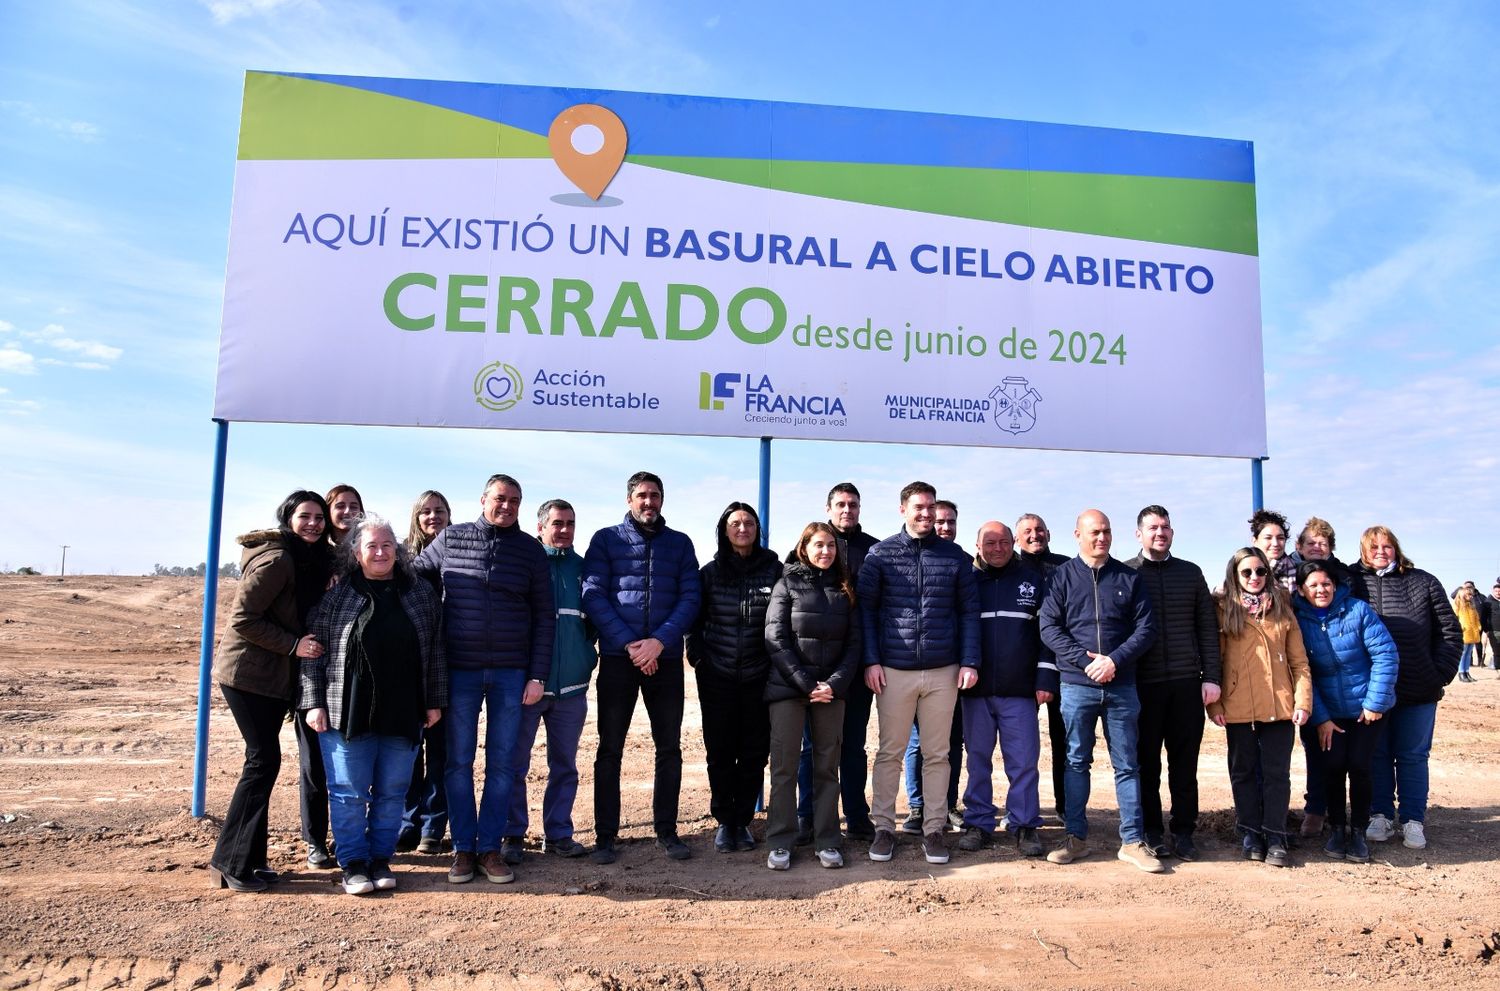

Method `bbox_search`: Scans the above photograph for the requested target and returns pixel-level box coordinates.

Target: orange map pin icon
[548,104,628,200]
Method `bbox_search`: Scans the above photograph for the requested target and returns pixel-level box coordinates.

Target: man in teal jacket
[501,499,598,863]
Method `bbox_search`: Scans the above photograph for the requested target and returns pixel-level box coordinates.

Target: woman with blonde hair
[1348,526,1462,850]
[398,489,453,852]
[1209,547,1311,867]
[404,490,451,559]
[1453,585,1481,683]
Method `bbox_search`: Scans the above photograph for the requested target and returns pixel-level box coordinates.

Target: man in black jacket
[957,521,1058,857]
[1016,513,1070,820]
[1486,581,1500,673]
[1124,505,1221,862]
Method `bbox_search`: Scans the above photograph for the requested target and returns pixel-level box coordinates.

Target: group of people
[207,475,1465,895]
[1449,578,1500,682]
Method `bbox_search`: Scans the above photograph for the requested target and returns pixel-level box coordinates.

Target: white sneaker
[1366,814,1395,842]
[817,848,844,869]
[1402,820,1427,849]
[766,848,791,871]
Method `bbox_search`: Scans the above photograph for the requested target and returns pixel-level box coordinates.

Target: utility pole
[59,545,69,578]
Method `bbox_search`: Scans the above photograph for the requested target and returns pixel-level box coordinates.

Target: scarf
[281,529,333,626]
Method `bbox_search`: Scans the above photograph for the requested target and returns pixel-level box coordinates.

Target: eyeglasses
[1239,567,1268,578]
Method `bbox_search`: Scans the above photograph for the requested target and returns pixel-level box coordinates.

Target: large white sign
[216,72,1266,458]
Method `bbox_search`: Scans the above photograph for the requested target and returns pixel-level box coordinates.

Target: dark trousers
[1136,677,1204,837]
[1325,718,1385,830]
[1046,696,1068,818]
[797,678,876,830]
[696,667,770,829]
[1225,720,1294,841]
[593,654,684,841]
[400,723,448,842]
[1299,721,1327,816]
[769,698,844,851]
[293,710,330,849]
[211,684,287,877]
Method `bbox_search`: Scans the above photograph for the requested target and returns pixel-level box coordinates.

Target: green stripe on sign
[629,157,1259,256]
[237,72,549,160]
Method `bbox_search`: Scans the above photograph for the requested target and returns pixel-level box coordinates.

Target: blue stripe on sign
[274,72,1253,183]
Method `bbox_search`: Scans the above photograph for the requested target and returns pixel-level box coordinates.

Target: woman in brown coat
[208,490,333,892]
[1209,546,1312,867]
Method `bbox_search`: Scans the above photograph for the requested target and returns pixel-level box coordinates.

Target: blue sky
[2,1,1496,590]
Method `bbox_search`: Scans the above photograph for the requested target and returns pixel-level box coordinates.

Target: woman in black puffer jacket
[1347,525,1462,851]
[762,522,862,870]
[686,502,783,854]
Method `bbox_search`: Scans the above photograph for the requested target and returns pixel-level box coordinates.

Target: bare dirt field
[1,574,1497,990]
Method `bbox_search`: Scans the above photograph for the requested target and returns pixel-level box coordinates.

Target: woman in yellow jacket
[1209,547,1313,868]
[1453,586,1481,683]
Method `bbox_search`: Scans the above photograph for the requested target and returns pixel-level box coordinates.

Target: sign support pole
[192,418,230,818]
[1250,457,1265,513]
[758,436,772,548]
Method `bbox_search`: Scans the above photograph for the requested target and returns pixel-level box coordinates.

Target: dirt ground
[0,575,1497,990]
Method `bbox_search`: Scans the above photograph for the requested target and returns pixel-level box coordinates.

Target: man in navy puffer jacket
[858,481,980,866]
[957,521,1058,859]
[1039,509,1160,873]
[414,473,554,886]
[582,471,700,864]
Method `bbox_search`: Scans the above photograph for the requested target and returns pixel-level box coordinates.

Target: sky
[1,1,1497,593]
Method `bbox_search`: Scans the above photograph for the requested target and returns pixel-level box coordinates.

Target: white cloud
[0,347,37,374]
[202,0,304,24]
[46,337,123,361]
[0,320,13,332]
[38,358,110,370]
[5,320,124,366]
[0,100,101,142]
[1,397,41,415]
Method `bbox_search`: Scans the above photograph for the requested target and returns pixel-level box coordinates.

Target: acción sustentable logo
[474,361,524,412]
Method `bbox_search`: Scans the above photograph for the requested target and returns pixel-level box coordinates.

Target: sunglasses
[1239,567,1268,579]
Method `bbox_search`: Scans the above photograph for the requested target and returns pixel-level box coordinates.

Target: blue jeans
[504,693,588,840]
[1460,643,1475,676]
[445,666,527,853]
[1059,682,1144,844]
[401,724,447,842]
[318,728,419,867]
[1370,701,1437,825]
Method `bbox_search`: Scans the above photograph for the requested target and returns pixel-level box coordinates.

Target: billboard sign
[216,72,1265,458]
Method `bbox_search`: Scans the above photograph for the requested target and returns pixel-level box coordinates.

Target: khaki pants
[871,665,958,835]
